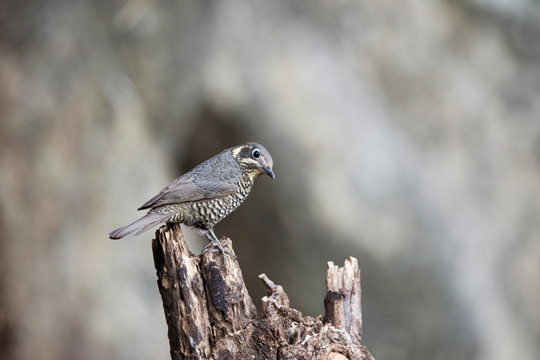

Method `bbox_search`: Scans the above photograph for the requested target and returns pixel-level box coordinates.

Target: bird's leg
[202,228,237,260]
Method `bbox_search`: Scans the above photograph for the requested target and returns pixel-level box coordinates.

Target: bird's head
[232,142,275,180]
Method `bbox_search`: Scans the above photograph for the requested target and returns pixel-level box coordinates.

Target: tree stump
[152,223,374,360]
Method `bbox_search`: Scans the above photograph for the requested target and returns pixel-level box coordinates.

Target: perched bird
[109,142,274,257]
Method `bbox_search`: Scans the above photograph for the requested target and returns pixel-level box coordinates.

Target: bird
[109,142,274,258]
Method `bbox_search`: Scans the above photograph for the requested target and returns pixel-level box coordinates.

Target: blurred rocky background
[1,0,540,359]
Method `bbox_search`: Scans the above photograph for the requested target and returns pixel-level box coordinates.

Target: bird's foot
[202,237,237,260]
[203,247,237,259]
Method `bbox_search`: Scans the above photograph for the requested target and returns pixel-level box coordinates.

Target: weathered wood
[152,223,374,360]
[152,223,212,359]
[324,258,363,343]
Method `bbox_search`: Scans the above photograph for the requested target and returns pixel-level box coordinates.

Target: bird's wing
[138,151,241,210]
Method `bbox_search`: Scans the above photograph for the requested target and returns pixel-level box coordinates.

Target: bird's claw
[202,236,237,261]
[203,247,237,259]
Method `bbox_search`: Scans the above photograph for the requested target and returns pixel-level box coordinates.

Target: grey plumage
[109,142,274,257]
[108,212,174,239]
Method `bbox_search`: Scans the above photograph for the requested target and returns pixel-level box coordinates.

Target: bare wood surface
[325,258,363,342]
[152,223,374,360]
[152,223,211,358]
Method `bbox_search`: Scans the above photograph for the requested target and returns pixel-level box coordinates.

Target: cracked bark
[152,223,375,360]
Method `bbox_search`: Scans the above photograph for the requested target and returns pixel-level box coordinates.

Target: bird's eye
[252,149,261,159]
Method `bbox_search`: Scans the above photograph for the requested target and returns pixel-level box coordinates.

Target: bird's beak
[263,167,275,179]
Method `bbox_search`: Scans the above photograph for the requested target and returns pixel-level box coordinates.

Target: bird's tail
[109,212,175,239]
